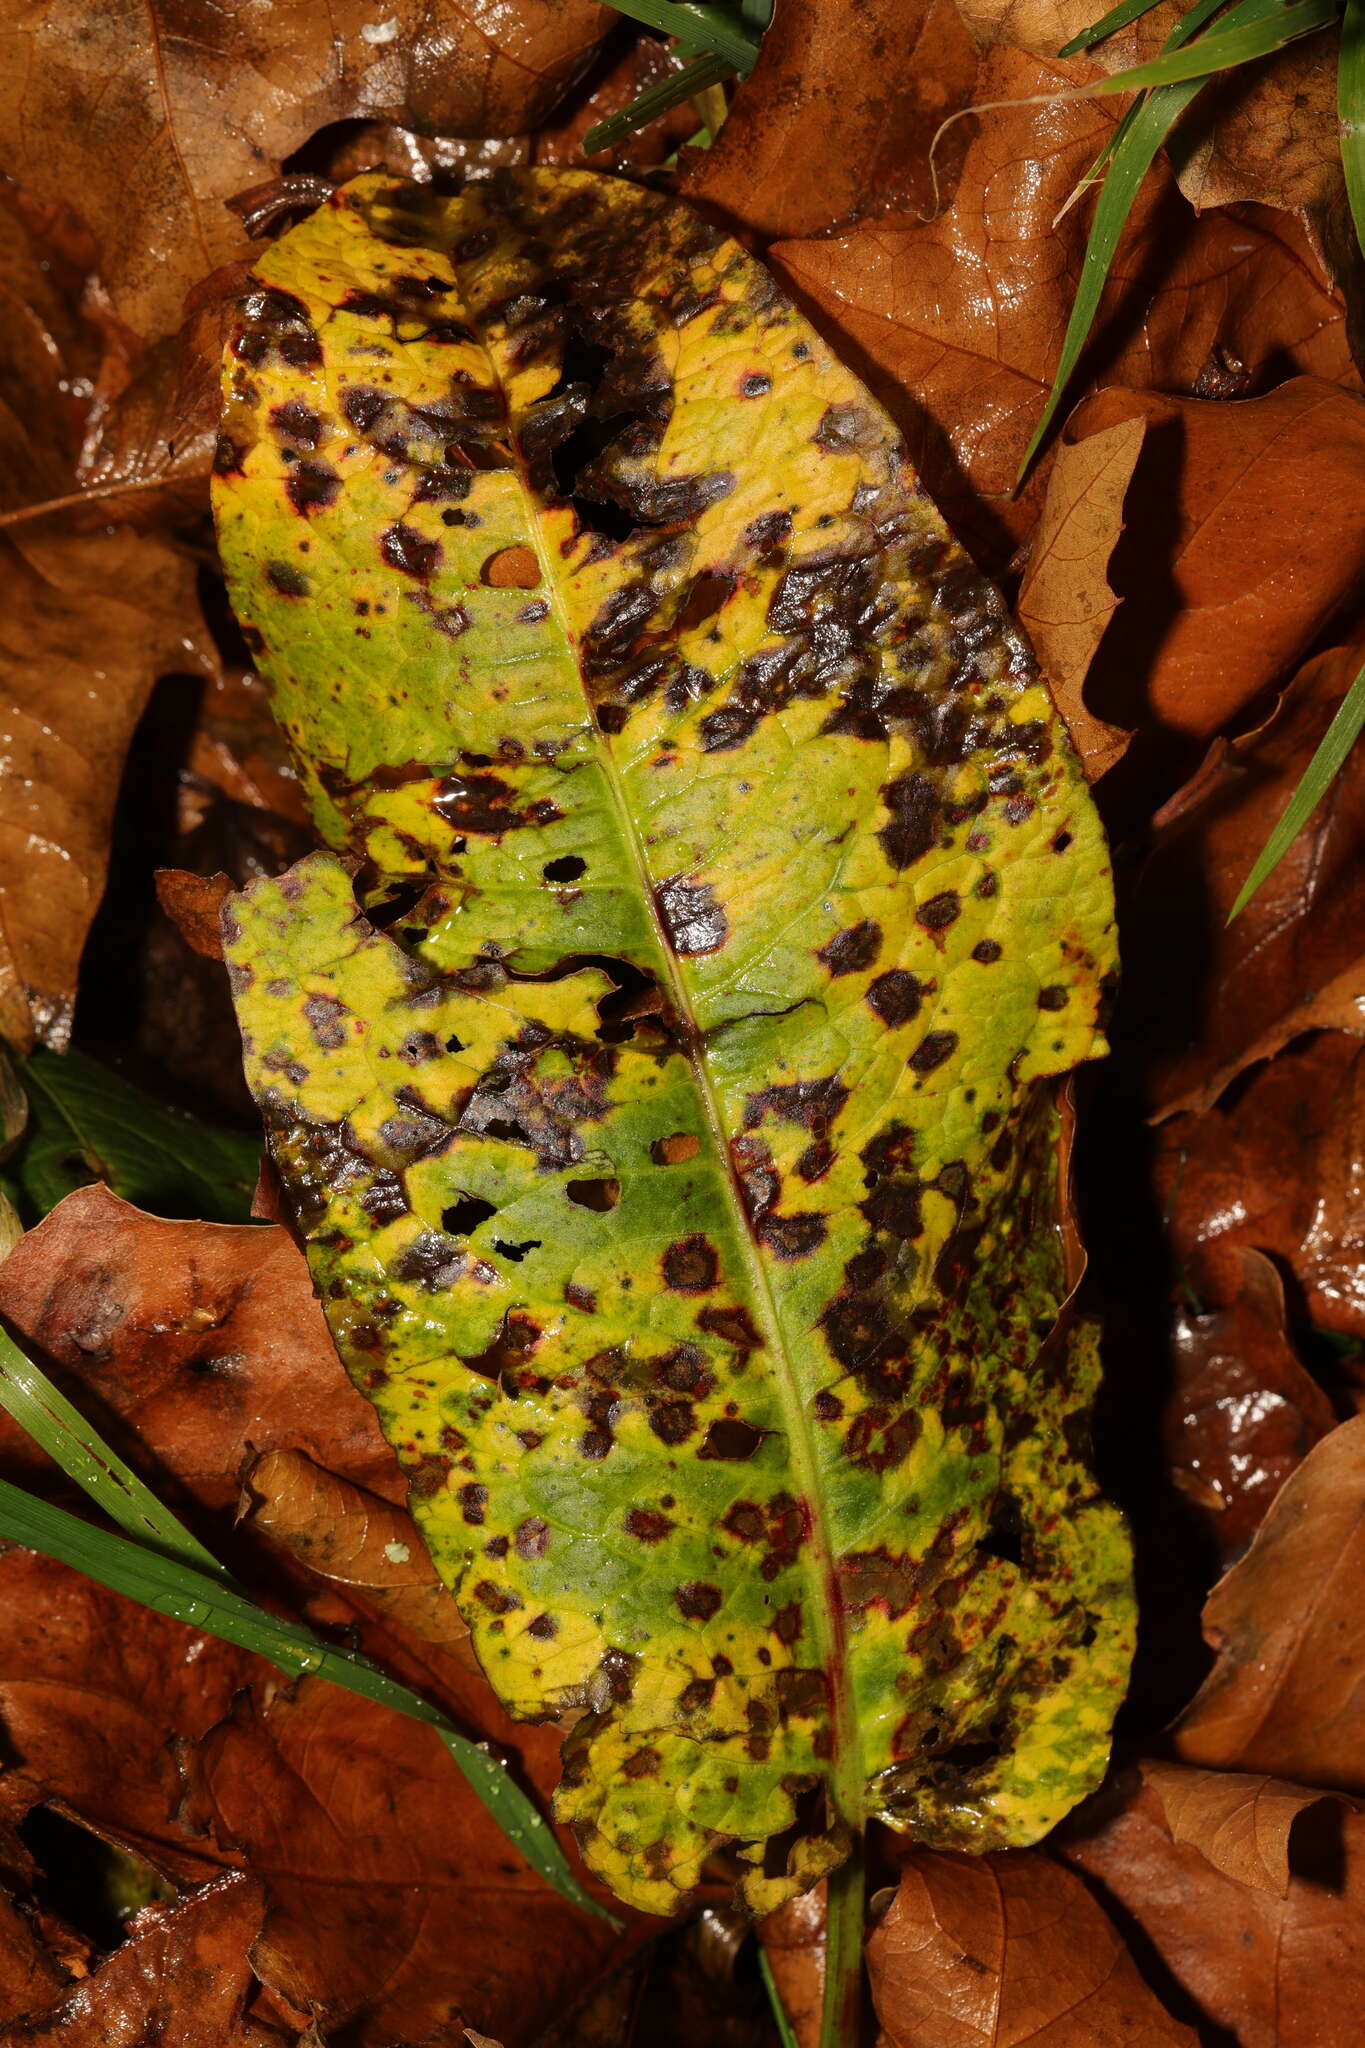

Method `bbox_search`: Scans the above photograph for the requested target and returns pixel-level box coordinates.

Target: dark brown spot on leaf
[675,1582,723,1623]
[819,920,882,976]
[662,1234,719,1293]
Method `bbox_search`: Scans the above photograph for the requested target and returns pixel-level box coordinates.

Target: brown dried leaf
[0,0,611,340]
[0,1889,67,2028]
[1018,414,1145,779]
[0,1184,403,1511]
[1164,1248,1336,1564]
[190,1681,636,2046]
[1155,1033,1365,1340]
[1066,382,1365,755]
[0,526,214,1050]
[0,1547,252,1881]
[533,29,702,171]
[866,1848,1198,2045]
[1063,1761,1365,2046]
[681,0,981,240]
[4,1873,273,2044]
[1175,1413,1365,1789]
[155,868,234,960]
[758,1886,825,2048]
[770,52,1355,570]
[1123,639,1365,1117]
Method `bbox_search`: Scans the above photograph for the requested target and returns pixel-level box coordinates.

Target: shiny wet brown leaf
[866,1849,1197,2045]
[2,1872,273,2044]
[1063,1760,1365,2046]
[1175,1414,1365,1789]
[1165,1247,1336,1564]
[1156,1033,1365,1340]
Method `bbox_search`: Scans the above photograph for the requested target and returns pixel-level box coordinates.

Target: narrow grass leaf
[600,0,759,69]
[759,1948,802,2048]
[583,49,733,153]
[1019,0,1328,478]
[1084,0,1336,91]
[0,1327,229,1580]
[1341,0,1365,255]
[1060,0,1172,56]
[1229,653,1365,919]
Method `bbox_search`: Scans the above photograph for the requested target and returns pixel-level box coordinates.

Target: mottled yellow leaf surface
[214,171,1132,1915]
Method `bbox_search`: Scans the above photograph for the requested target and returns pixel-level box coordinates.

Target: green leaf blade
[1230,654,1365,919]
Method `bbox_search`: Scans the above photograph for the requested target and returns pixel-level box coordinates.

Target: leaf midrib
[453,234,864,1841]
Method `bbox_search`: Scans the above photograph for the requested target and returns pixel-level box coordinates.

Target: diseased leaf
[768,53,1356,571]
[214,170,1131,1915]
[1062,1760,1365,2047]
[2,1048,261,1225]
[0,0,613,340]
[865,1847,1199,2046]
[1175,1412,1365,1789]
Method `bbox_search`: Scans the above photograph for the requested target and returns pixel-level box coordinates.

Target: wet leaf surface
[216,169,1130,1915]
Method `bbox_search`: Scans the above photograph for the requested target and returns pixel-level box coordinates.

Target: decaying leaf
[190,1680,634,2045]
[213,171,1132,1914]
[0,1183,402,1511]
[1123,639,1365,1119]
[1175,1413,1365,1790]
[0,1545,254,1882]
[769,53,1355,571]
[1063,1760,1365,2047]
[1164,1247,1335,1564]
[0,0,612,339]
[865,1846,1199,2045]
[680,0,981,240]
[1156,1033,1365,1340]
[0,1872,274,2045]
[1017,414,1146,782]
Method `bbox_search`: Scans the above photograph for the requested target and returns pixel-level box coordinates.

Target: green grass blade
[1061,0,1172,56]
[1341,0,1365,255]
[0,1327,230,1581]
[759,1946,802,2048]
[1085,0,1335,91]
[1019,0,1325,479]
[0,1477,614,1923]
[600,0,759,69]
[583,49,733,153]
[1229,653,1365,919]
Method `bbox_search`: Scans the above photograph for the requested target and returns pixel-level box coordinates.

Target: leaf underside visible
[213,170,1132,1915]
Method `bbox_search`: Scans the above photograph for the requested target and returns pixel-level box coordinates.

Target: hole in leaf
[370,878,428,929]
[698,1417,764,1461]
[445,1033,465,1054]
[650,1132,700,1165]
[979,1491,1024,1569]
[543,854,587,884]
[443,1195,496,1235]
[481,545,541,588]
[931,1739,999,1773]
[493,1237,542,1263]
[566,1178,620,1212]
